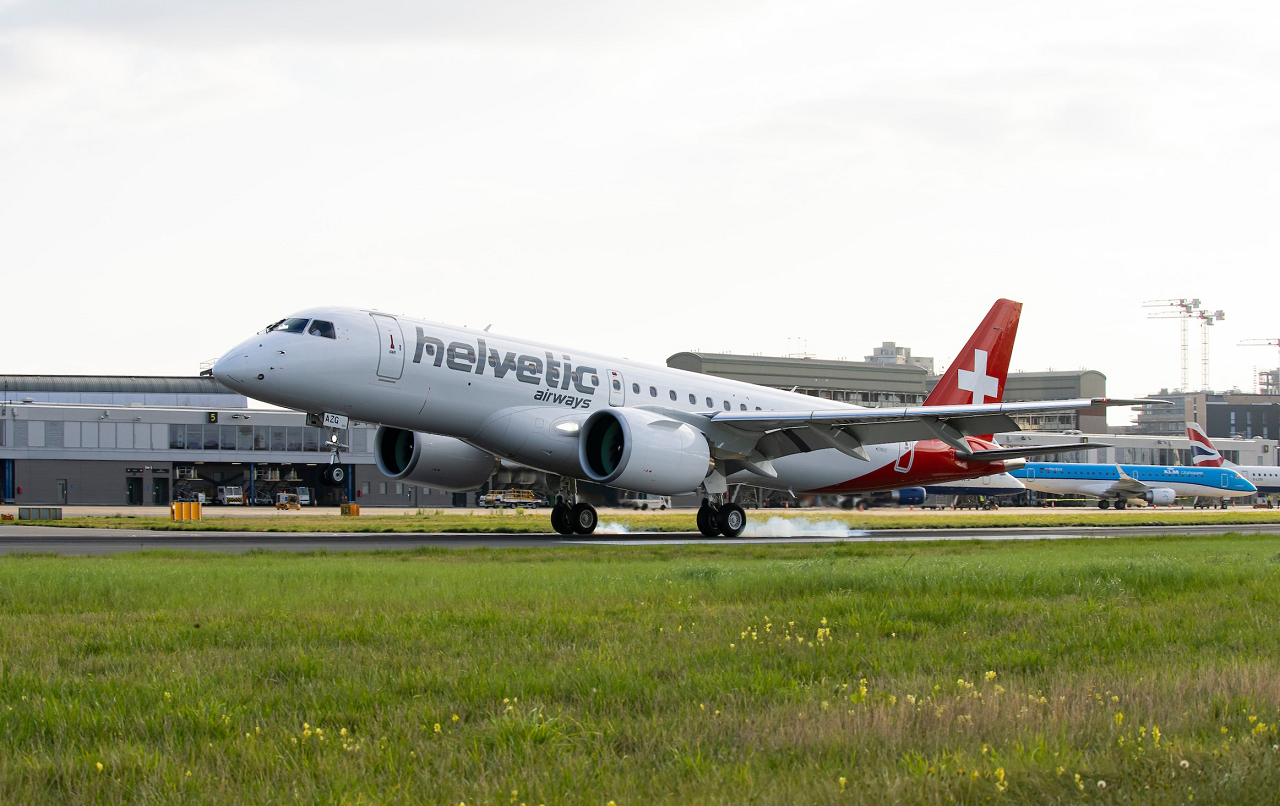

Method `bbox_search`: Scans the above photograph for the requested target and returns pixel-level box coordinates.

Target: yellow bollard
[170,502,203,521]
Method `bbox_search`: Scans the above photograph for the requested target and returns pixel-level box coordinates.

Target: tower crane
[1144,298,1200,392]
[1192,309,1224,391]
[1239,338,1280,395]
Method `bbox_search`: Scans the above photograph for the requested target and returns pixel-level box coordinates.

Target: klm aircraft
[1008,463,1256,509]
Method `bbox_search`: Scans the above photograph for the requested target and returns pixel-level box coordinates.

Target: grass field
[2,536,1280,804]
[5,508,1280,533]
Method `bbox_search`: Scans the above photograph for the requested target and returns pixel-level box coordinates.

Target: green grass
[2,536,1280,804]
[5,508,1280,533]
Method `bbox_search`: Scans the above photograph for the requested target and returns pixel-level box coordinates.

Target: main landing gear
[696,498,747,538]
[1098,498,1127,510]
[550,478,598,536]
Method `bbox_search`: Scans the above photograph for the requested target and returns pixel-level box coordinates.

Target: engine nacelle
[373,427,498,492]
[890,487,927,506]
[579,408,712,495]
[1144,487,1176,506]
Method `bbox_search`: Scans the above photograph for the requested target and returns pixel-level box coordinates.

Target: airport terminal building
[0,376,462,508]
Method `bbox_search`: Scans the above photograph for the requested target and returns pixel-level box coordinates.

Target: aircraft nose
[212,351,250,387]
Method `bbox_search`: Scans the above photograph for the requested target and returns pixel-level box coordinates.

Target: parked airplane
[1186,422,1280,500]
[211,299,1149,536]
[844,473,1025,510]
[1007,462,1256,508]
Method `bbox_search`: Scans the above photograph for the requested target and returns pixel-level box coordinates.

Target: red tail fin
[924,299,1022,407]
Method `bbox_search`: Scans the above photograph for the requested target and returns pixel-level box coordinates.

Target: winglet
[924,299,1022,407]
[1185,421,1224,467]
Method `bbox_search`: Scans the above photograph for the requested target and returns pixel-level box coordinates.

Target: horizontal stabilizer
[964,443,1111,462]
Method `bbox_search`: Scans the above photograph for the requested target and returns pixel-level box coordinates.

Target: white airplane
[1186,422,1280,503]
[211,299,1149,536]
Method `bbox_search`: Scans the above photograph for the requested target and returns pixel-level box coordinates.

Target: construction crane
[1144,298,1200,392]
[1192,309,1224,391]
[1239,338,1280,395]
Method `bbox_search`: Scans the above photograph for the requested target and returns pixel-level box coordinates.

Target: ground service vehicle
[215,486,244,505]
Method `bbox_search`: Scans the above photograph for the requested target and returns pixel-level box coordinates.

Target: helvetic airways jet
[212,299,1150,537]
[1185,422,1280,498]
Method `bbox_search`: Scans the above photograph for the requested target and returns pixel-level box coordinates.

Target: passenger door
[370,314,405,381]
[608,369,625,407]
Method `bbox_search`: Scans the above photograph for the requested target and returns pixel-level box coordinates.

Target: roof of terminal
[0,375,236,395]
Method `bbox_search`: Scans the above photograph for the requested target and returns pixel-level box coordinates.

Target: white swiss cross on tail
[956,349,999,404]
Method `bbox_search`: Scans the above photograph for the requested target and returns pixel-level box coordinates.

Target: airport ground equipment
[170,502,201,521]
[215,486,244,505]
[479,489,541,508]
[18,507,63,520]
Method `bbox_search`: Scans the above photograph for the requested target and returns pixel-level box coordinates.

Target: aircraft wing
[695,398,1152,460]
[1105,465,1151,496]
[961,443,1110,462]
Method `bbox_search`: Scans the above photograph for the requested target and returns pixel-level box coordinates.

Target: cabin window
[669,390,677,401]
[632,383,640,394]
[740,404,747,411]
[723,401,730,411]
[308,320,336,339]
[612,379,621,391]
[689,394,696,404]
[649,386,658,397]
[706,397,714,407]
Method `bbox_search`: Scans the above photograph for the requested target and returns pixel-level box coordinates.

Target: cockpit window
[308,320,336,339]
[266,318,309,334]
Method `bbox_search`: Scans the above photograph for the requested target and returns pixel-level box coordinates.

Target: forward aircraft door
[608,370,625,406]
[894,441,917,473]
[371,314,405,381]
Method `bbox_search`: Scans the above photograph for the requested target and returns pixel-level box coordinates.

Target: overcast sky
[3,1,1278,422]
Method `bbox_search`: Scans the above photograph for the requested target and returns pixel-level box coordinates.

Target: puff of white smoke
[743,517,857,537]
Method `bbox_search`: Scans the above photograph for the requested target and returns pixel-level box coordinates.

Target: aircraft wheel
[1098,500,1110,509]
[696,505,721,537]
[1115,499,1127,510]
[550,505,573,535]
[328,466,345,486]
[718,503,747,538]
[570,503,598,535]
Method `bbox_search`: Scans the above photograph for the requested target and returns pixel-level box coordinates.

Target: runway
[2,522,1279,555]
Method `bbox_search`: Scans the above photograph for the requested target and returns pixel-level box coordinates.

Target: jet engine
[889,487,927,506]
[373,427,498,492]
[1143,487,1176,506]
[578,408,713,495]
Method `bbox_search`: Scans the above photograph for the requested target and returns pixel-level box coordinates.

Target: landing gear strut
[696,497,747,538]
[550,478,598,536]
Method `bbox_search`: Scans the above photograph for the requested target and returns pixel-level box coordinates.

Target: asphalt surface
[1,522,1278,554]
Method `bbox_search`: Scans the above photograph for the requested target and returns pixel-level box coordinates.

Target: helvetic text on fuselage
[413,327,598,410]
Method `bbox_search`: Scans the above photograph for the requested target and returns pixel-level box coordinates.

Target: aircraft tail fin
[924,298,1022,408]
[1185,421,1224,467]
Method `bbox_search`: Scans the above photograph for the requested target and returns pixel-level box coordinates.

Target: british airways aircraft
[211,299,1149,536]
[1186,422,1280,500]
[1007,462,1255,508]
